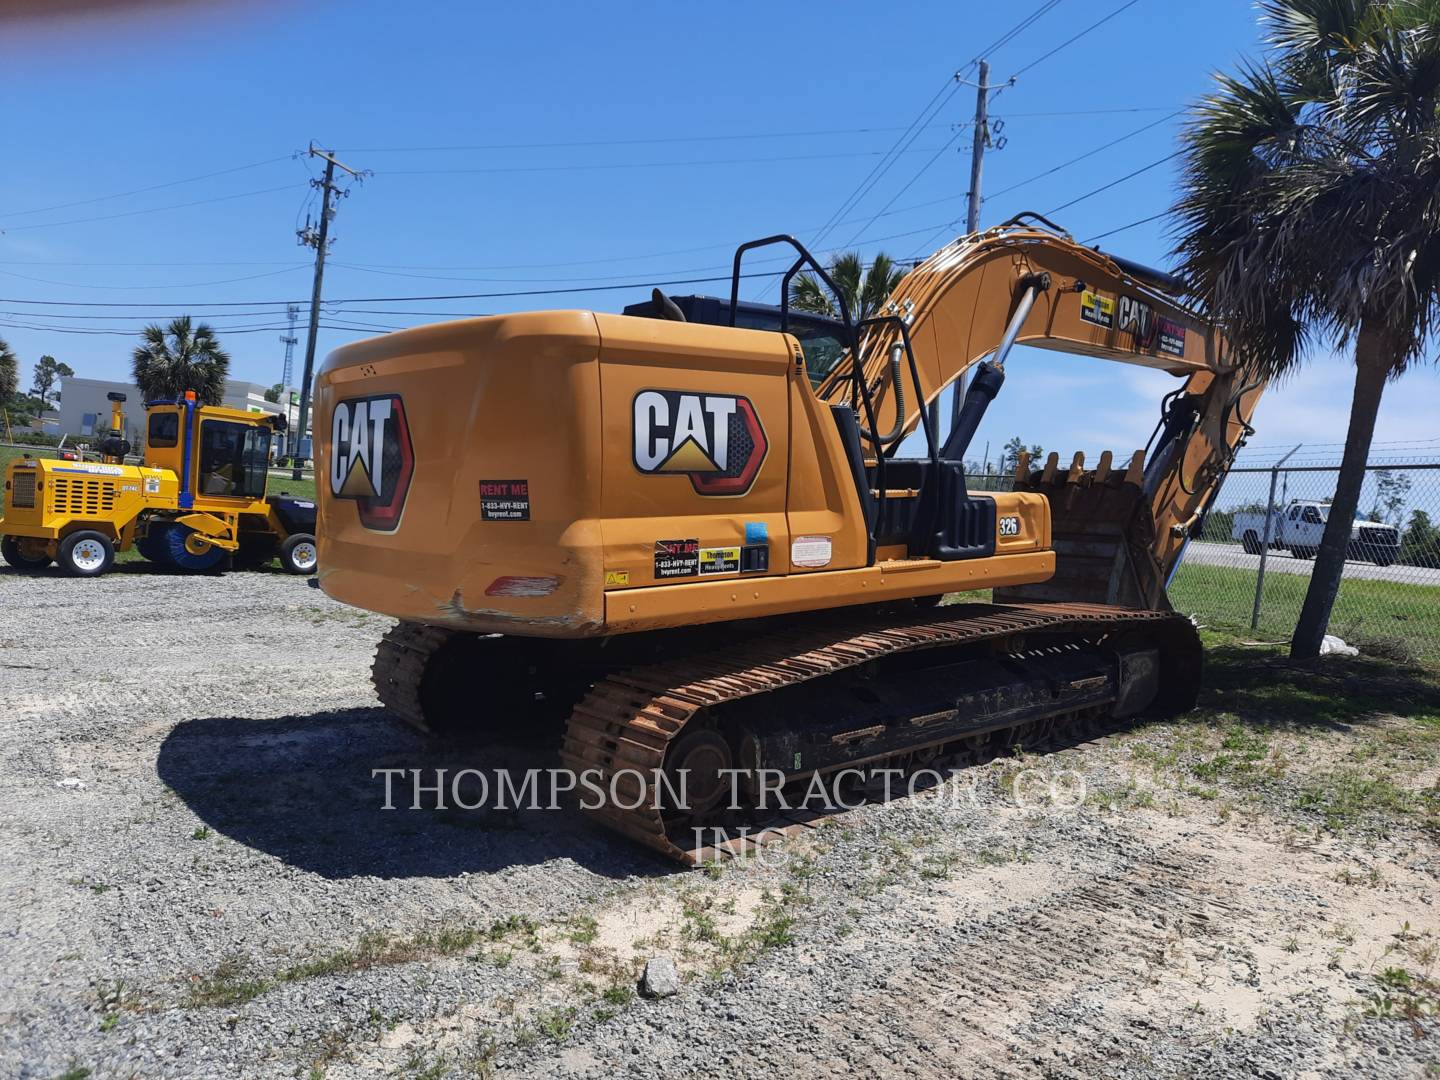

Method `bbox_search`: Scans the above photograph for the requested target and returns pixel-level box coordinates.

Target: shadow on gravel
[156,707,676,881]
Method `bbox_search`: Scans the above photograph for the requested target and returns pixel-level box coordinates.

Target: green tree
[1001,436,1045,474]
[1367,468,1411,525]
[1171,0,1440,659]
[0,339,18,402]
[131,317,231,405]
[789,252,906,323]
[263,383,283,404]
[29,355,73,411]
[1399,509,1439,568]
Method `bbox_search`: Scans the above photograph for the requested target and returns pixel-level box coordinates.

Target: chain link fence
[967,458,1440,667]
[1172,460,1440,666]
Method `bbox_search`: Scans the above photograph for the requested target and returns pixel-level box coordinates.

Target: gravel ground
[1,564,1437,1079]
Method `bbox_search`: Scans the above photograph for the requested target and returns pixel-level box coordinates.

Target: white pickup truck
[1231,500,1400,566]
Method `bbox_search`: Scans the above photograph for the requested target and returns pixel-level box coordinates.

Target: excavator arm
[817,217,1265,609]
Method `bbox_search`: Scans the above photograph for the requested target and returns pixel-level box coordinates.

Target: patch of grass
[191,826,212,841]
[755,909,796,949]
[402,1047,448,1080]
[1293,769,1427,832]
[566,915,599,945]
[1362,965,1440,1024]
[185,954,270,1009]
[515,1006,576,1047]
[54,1067,91,1080]
[601,985,633,1006]
[280,924,483,983]
[1171,563,1440,669]
[186,917,527,1009]
[919,852,960,880]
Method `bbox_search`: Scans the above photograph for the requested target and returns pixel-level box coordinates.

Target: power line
[1045,150,1181,215]
[0,259,315,268]
[804,79,963,255]
[840,130,967,247]
[1009,0,1146,78]
[0,269,789,313]
[0,266,311,290]
[0,184,304,232]
[967,0,1069,65]
[992,106,1175,117]
[1,307,293,320]
[0,219,961,312]
[0,318,304,336]
[0,155,295,219]
[1084,211,1168,243]
[986,110,1181,201]
[381,146,955,176]
[335,108,1174,155]
[805,1,1066,258]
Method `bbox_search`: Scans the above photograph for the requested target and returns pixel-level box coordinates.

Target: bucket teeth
[1019,448,1146,492]
[1094,450,1113,484]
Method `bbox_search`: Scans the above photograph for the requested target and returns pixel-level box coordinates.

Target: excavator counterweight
[317,219,1264,863]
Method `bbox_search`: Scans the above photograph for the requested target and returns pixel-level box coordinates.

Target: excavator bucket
[995,450,1168,611]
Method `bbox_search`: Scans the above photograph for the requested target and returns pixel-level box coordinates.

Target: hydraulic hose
[858,342,906,447]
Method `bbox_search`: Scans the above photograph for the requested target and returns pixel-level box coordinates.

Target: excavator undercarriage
[322,218,1264,864]
[373,600,1200,863]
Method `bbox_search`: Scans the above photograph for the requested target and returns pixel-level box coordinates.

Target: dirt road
[1,565,1436,1078]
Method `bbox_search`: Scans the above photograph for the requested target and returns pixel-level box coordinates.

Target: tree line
[0,342,74,428]
[0,317,234,442]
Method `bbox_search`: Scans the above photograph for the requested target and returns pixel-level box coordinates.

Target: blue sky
[2,0,1436,469]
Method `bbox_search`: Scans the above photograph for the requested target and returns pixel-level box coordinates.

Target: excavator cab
[623,292,851,388]
[637,235,1017,569]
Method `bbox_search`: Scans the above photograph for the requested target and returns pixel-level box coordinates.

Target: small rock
[55,777,86,790]
[639,956,680,999]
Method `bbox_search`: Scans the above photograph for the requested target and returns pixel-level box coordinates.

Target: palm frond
[789,273,836,316]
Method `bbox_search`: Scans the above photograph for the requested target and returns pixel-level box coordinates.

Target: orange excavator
[314,215,1264,862]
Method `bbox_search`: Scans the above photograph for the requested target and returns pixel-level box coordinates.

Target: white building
[57,376,306,451]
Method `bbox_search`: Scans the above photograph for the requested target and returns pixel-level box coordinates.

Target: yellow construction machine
[314,216,1264,862]
[0,392,317,577]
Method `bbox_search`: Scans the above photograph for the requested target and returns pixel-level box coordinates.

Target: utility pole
[278,304,299,458]
[293,143,366,481]
[947,60,1008,442]
[966,60,991,235]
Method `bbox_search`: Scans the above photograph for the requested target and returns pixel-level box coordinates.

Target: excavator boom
[815,216,1264,607]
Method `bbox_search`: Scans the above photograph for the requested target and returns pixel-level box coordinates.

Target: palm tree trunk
[1289,327,1392,659]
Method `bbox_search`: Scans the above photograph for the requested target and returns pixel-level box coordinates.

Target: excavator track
[372,621,457,735]
[559,601,1200,865]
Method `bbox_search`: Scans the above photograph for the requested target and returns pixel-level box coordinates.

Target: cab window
[730,308,846,387]
[148,411,179,448]
[198,420,270,499]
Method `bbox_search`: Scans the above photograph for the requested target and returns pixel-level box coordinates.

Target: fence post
[1250,444,1301,631]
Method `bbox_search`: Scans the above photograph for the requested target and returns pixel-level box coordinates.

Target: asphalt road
[1182,539,1440,587]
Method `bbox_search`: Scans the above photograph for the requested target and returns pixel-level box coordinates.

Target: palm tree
[1171,0,1440,659]
[0,339,17,402]
[789,251,907,323]
[131,317,231,405]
